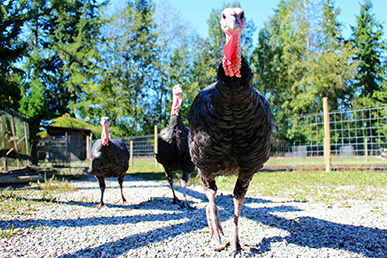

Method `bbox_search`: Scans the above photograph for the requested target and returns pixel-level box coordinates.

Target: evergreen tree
[153,1,196,127]
[48,0,104,117]
[79,0,159,135]
[351,0,387,153]
[351,0,386,107]
[253,0,358,141]
[0,0,31,109]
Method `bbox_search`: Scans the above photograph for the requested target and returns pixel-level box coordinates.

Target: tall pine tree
[0,0,31,109]
[351,0,386,107]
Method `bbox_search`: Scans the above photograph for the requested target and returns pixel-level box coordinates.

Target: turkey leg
[203,172,224,242]
[215,172,255,255]
[96,177,106,207]
[180,167,195,209]
[117,175,127,203]
[166,171,181,205]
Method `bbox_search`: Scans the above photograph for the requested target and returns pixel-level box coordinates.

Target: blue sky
[152,0,387,42]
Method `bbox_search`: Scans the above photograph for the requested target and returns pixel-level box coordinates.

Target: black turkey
[156,84,195,209]
[188,7,272,254]
[89,117,129,207]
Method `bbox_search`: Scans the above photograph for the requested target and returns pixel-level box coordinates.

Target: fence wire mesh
[125,105,387,170]
[123,135,155,158]
[0,108,31,171]
[271,105,387,169]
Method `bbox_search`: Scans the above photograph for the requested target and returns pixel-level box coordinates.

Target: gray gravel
[1,175,386,257]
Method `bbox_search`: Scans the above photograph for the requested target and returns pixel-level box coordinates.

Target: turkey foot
[172,196,194,209]
[114,199,126,204]
[206,202,224,242]
[172,195,181,205]
[180,200,195,209]
[214,238,253,254]
[94,203,105,209]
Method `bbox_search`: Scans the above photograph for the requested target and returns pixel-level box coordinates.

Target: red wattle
[101,125,109,146]
[171,94,182,116]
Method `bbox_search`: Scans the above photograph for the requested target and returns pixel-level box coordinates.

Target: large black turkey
[89,117,129,207]
[188,7,272,254]
[156,84,195,209]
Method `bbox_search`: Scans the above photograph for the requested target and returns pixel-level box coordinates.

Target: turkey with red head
[188,7,272,254]
[156,84,195,209]
[89,117,130,207]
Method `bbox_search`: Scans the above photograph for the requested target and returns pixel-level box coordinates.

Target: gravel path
[1,175,386,257]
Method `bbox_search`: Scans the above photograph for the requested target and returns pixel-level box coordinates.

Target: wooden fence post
[129,140,133,167]
[154,125,158,167]
[10,115,20,168]
[24,121,30,166]
[323,97,331,172]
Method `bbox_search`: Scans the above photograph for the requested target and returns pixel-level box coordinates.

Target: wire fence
[270,104,387,170]
[0,107,31,172]
[12,103,385,171]
[123,135,156,158]
[127,104,387,170]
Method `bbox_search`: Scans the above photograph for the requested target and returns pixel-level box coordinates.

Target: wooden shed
[38,126,95,162]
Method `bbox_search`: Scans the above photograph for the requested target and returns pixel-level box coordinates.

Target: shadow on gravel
[2,183,386,257]
[55,218,208,258]
[0,209,198,230]
[51,191,387,257]
[240,198,387,257]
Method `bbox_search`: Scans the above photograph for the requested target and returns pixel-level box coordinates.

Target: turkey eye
[240,12,244,20]
[222,13,226,19]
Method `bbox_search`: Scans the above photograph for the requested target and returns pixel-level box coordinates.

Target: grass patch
[128,159,387,203]
[0,224,20,239]
[127,158,199,183]
[267,156,386,166]
[247,170,387,202]
[127,159,165,180]
[37,173,77,202]
[0,174,77,217]
[0,187,37,216]
[128,158,165,174]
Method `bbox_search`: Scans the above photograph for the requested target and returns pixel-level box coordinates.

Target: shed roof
[43,126,95,138]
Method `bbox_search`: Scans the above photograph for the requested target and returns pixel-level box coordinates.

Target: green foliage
[254,0,358,141]
[0,187,37,217]
[0,0,31,109]
[1,0,387,145]
[351,0,387,106]
[77,0,160,135]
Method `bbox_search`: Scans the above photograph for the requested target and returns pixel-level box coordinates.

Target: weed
[37,173,77,202]
[0,224,20,239]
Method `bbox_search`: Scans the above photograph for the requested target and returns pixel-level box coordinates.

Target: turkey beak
[173,85,183,94]
[225,16,236,32]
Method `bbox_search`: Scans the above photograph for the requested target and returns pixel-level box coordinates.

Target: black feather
[156,114,195,182]
[89,138,129,206]
[188,56,273,198]
[156,113,195,208]
[90,139,129,178]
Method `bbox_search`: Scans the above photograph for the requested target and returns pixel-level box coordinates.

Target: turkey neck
[101,124,109,146]
[222,32,242,78]
[171,93,182,116]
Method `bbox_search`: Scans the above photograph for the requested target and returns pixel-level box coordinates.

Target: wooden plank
[0,174,44,185]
